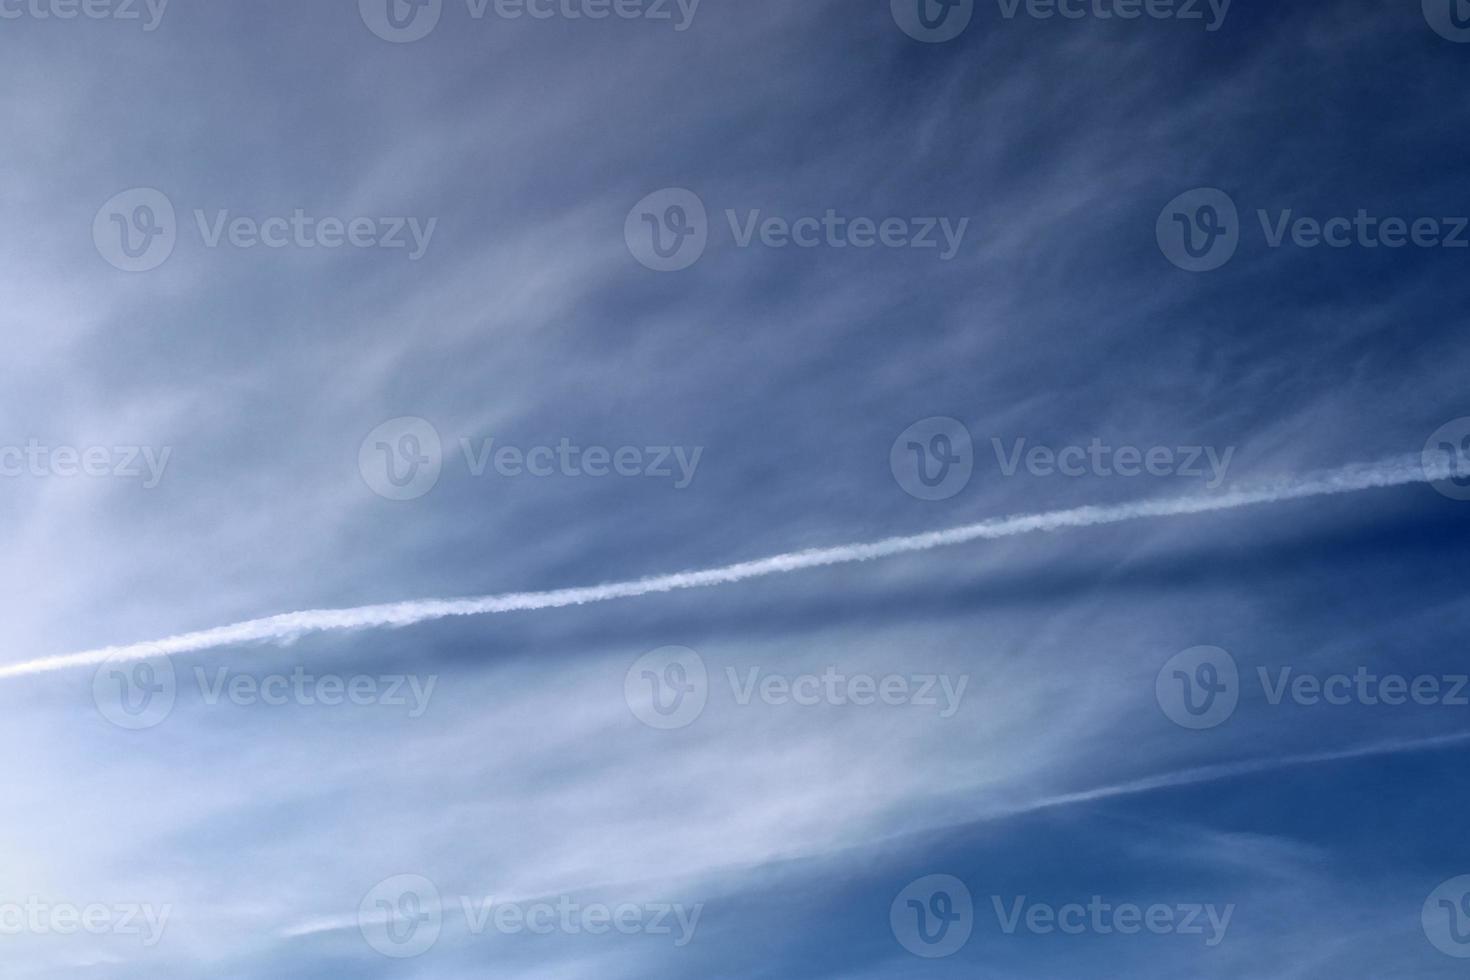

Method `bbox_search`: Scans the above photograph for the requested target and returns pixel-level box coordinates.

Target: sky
[2,0,1470,976]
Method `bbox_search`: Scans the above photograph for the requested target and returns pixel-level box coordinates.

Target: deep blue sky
[1,0,1469,976]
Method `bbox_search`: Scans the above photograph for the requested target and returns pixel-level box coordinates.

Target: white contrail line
[0,453,1449,680]
[1000,728,1470,818]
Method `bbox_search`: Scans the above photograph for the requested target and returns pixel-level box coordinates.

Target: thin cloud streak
[0,454,1447,680]
[995,729,1470,820]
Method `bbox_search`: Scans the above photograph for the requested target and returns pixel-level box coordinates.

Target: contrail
[998,728,1470,819]
[0,453,1451,680]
